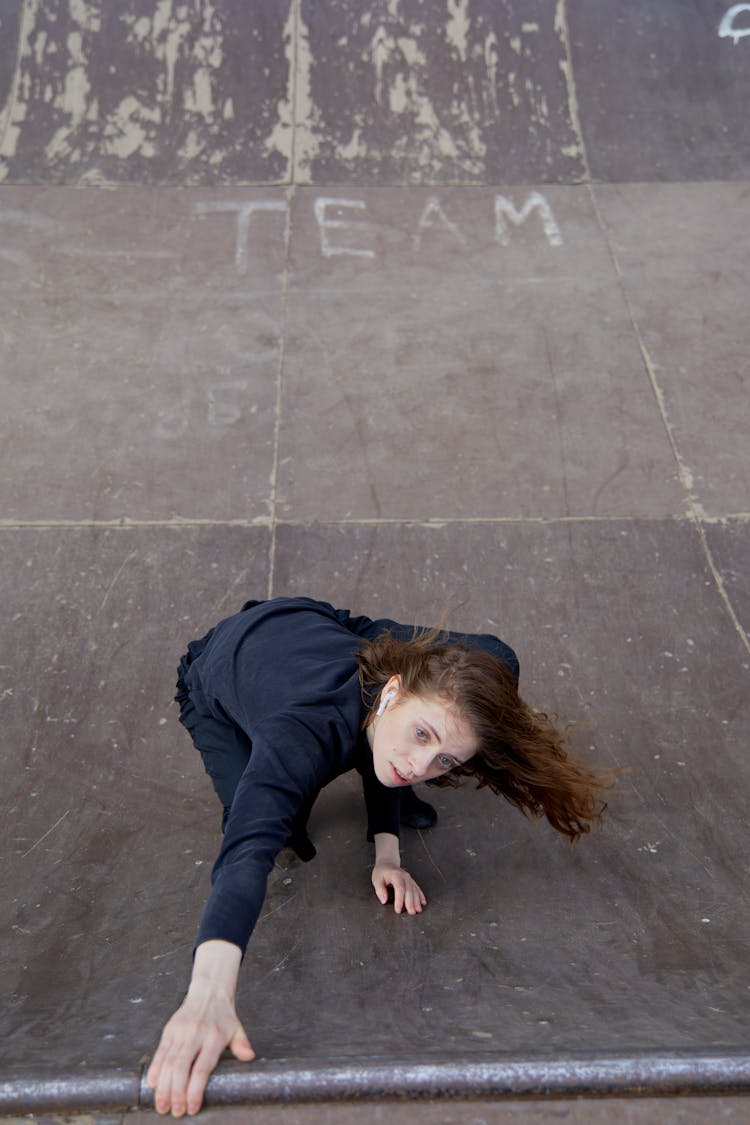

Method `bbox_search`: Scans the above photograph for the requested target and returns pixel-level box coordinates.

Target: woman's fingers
[230,1025,256,1062]
[393,874,424,915]
[150,1020,194,1114]
[156,1035,200,1116]
[372,864,427,915]
[372,872,389,904]
[185,1035,230,1116]
[154,1032,222,1117]
[148,1006,255,1116]
[404,882,422,915]
[146,1042,166,1090]
[155,1050,192,1116]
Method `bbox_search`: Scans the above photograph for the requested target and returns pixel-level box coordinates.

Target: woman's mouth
[390,762,411,785]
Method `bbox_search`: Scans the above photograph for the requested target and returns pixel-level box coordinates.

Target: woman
[147,596,610,1116]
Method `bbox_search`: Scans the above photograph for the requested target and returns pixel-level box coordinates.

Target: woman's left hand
[372,862,427,915]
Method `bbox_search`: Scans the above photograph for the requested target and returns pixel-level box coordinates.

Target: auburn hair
[356,629,614,842]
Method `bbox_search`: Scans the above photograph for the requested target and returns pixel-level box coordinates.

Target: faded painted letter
[494,192,563,247]
[193,200,287,274]
[719,4,750,43]
[314,199,375,259]
[413,197,466,250]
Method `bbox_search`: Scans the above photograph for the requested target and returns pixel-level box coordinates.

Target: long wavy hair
[357,629,614,842]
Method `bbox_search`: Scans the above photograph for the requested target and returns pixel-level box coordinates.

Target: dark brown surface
[705,520,750,638]
[2,526,270,1072]
[569,0,750,182]
[2,520,748,1075]
[0,0,748,1115]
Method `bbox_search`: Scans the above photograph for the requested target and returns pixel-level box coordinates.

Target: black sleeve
[194,713,333,957]
[355,740,402,841]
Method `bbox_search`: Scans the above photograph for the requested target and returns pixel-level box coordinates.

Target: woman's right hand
[146,941,255,1117]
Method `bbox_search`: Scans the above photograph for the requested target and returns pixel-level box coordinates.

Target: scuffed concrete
[0,0,292,184]
[0,0,747,184]
[300,0,585,183]
[0,0,585,185]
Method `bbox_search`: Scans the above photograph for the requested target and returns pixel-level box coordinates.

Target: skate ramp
[1,1,748,1116]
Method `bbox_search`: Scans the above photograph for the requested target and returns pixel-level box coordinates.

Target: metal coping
[1,1053,750,1113]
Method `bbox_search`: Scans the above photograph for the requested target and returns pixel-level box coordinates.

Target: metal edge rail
[1,1052,749,1114]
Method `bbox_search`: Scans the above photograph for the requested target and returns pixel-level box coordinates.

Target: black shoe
[400,786,438,830]
[289,828,317,862]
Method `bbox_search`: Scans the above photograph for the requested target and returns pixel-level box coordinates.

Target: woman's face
[368,675,478,787]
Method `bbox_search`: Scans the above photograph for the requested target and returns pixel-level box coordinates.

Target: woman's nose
[408,750,433,779]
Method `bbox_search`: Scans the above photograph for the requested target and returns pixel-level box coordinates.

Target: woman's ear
[377,675,402,716]
[383,673,401,699]
[376,692,394,717]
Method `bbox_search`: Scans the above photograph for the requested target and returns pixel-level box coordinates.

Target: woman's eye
[438,754,453,770]
[416,727,428,743]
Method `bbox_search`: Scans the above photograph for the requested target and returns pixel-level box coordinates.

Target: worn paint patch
[0,0,292,184]
[300,0,586,184]
[265,0,322,183]
[1,0,587,186]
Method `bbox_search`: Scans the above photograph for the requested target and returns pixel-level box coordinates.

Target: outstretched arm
[371,832,427,915]
[147,940,255,1117]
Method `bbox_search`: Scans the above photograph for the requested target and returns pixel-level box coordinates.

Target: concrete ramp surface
[1,1,748,1117]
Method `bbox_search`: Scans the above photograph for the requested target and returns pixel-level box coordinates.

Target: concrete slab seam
[554,0,592,184]
[587,183,750,656]
[267,183,295,600]
[685,515,750,656]
[626,336,749,654]
[585,187,689,507]
[290,0,300,185]
[2,516,749,530]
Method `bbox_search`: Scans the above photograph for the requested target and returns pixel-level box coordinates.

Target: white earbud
[376,690,395,717]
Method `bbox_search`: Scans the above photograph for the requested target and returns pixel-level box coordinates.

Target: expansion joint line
[555,0,592,184]
[266,0,301,597]
[266,186,294,600]
[289,0,300,185]
[587,185,750,657]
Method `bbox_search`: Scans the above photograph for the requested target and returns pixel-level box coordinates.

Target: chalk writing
[193,200,287,274]
[0,209,63,231]
[192,193,562,271]
[719,4,750,43]
[414,197,467,249]
[494,192,563,247]
[1,194,564,281]
[207,380,251,428]
[314,198,375,259]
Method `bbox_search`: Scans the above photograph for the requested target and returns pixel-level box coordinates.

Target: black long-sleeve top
[181,596,519,955]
